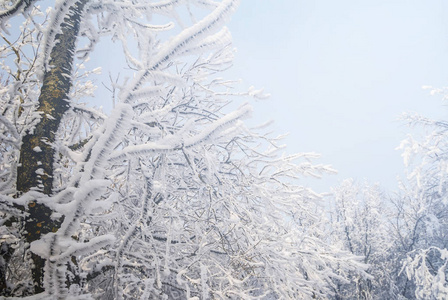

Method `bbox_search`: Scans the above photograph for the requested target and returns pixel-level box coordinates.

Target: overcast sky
[225,0,448,192]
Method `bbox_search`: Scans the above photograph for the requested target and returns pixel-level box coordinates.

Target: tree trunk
[15,0,87,293]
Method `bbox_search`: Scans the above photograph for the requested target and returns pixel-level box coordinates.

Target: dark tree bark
[14,0,88,294]
[0,240,14,295]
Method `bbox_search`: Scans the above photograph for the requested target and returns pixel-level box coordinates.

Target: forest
[0,0,447,299]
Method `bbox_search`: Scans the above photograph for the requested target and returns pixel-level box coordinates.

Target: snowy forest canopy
[0,0,447,299]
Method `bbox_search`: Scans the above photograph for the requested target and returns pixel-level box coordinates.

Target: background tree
[392,103,448,299]
[326,105,448,300]
[328,179,398,299]
[0,0,367,299]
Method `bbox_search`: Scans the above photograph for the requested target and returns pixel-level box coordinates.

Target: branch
[0,0,38,25]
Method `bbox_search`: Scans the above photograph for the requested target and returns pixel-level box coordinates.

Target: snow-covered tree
[402,246,448,299]
[393,98,448,299]
[328,179,399,299]
[0,0,367,298]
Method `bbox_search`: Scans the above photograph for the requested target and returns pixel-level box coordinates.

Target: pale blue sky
[226,0,448,192]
